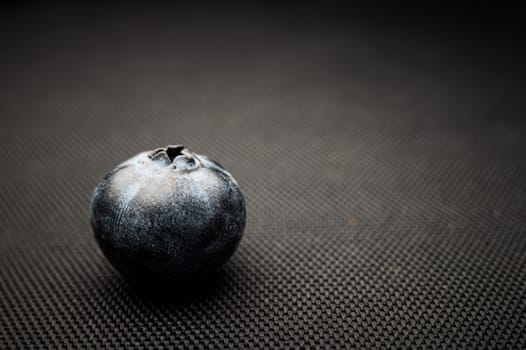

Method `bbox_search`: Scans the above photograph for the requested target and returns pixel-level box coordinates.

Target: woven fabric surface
[1,4,525,349]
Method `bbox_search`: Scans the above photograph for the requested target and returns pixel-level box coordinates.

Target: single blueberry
[90,145,246,286]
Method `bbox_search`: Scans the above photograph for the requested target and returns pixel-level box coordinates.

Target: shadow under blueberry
[92,255,252,309]
[125,269,228,303]
[82,245,258,324]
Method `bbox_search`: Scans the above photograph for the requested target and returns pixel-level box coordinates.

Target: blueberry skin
[90,145,246,285]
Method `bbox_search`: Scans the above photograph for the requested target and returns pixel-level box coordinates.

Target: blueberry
[90,145,246,286]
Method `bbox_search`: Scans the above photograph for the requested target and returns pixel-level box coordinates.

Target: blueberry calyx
[148,145,200,171]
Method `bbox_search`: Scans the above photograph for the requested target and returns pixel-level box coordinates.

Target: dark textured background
[1,3,526,348]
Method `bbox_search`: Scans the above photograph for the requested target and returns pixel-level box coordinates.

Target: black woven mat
[1,4,525,348]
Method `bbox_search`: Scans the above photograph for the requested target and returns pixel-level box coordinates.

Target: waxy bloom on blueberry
[90,145,246,284]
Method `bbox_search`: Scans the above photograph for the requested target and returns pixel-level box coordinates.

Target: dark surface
[1,4,526,349]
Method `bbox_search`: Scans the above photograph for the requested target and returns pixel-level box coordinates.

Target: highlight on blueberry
[90,145,246,285]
